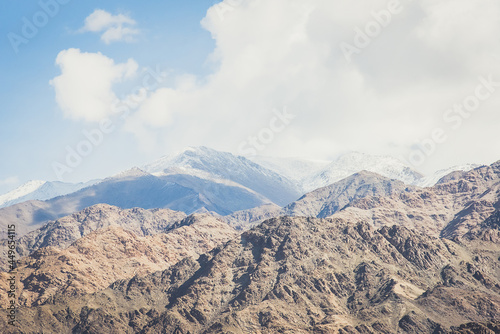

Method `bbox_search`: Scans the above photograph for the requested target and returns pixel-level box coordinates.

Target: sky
[1,0,500,194]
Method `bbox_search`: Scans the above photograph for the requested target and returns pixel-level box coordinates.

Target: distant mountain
[0,169,272,237]
[332,161,500,238]
[0,148,303,237]
[231,160,500,238]
[249,152,423,192]
[283,170,411,218]
[143,146,301,205]
[0,147,493,238]
[297,152,423,192]
[0,179,99,208]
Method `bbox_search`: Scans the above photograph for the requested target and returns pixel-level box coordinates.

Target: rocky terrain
[0,213,237,308]
[282,171,411,219]
[1,159,500,333]
[0,204,187,270]
[1,216,499,333]
[335,162,500,239]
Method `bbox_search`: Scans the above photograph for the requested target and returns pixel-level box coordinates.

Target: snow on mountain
[0,179,99,208]
[142,146,301,206]
[109,167,151,180]
[302,152,423,192]
[413,164,483,187]
[249,156,329,184]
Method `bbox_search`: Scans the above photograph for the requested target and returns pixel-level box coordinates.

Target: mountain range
[1,147,499,333]
[0,147,479,238]
[0,148,303,237]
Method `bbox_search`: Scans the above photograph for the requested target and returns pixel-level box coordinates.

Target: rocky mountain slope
[1,154,500,333]
[0,204,186,270]
[334,162,500,238]
[0,214,237,308]
[282,171,411,219]
[2,216,498,333]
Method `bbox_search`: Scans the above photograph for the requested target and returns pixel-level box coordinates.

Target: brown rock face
[0,204,187,270]
[0,213,237,308]
[3,216,499,333]
[329,163,500,240]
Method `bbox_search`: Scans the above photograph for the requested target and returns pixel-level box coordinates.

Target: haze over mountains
[1,147,499,333]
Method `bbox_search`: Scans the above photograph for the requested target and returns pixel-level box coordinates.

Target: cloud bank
[53,0,500,173]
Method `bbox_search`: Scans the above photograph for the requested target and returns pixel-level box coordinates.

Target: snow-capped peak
[302,151,423,192]
[142,146,301,206]
[109,167,151,179]
[0,180,46,207]
[143,146,237,176]
[0,179,99,208]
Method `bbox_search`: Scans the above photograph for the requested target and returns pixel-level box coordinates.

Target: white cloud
[50,48,138,122]
[80,9,139,44]
[67,0,500,173]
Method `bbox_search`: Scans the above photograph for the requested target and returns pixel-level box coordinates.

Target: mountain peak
[142,146,233,175]
[283,169,408,219]
[0,180,46,205]
[142,147,301,206]
[110,167,150,179]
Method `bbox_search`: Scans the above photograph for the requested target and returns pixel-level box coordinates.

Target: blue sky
[0,0,216,192]
[2,0,500,194]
